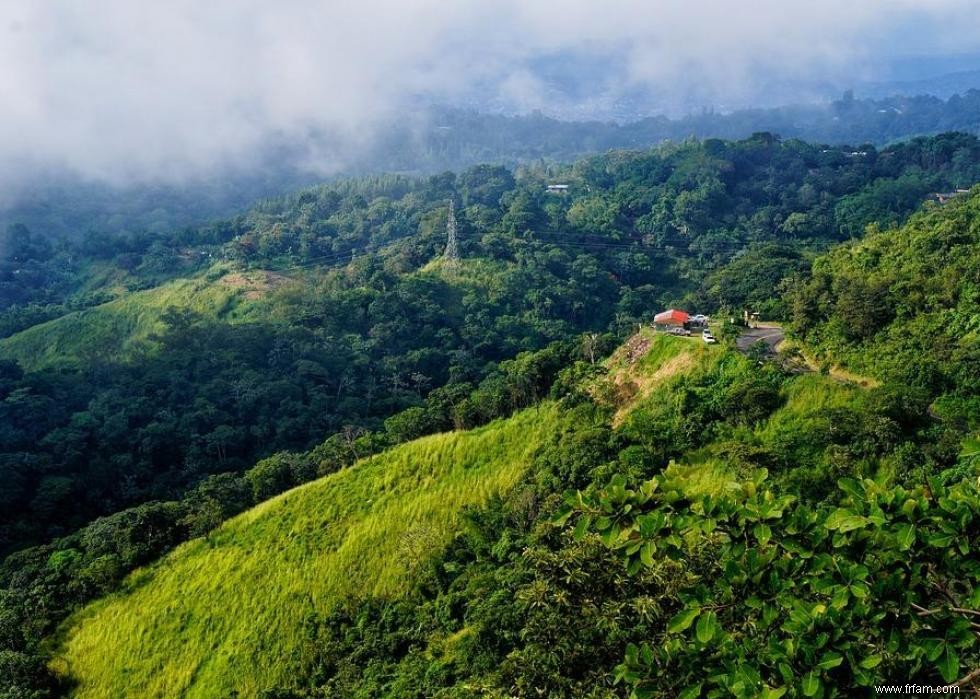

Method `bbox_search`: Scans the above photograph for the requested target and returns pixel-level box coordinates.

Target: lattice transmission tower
[444,199,460,265]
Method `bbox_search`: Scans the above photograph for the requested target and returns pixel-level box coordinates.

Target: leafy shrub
[558,471,980,697]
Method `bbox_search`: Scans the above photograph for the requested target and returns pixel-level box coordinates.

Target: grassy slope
[603,327,710,423]
[610,334,862,498]
[671,369,862,493]
[52,334,860,698]
[54,405,559,698]
[0,256,503,372]
[0,270,285,370]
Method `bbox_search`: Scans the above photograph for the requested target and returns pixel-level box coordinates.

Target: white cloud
[0,0,977,183]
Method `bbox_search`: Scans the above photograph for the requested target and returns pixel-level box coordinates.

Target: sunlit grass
[419,256,510,291]
[660,457,737,499]
[54,404,558,698]
[0,271,277,370]
[757,372,861,443]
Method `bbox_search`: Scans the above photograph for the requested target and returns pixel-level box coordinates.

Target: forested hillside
[790,189,980,433]
[5,88,980,241]
[2,132,978,558]
[0,134,978,697]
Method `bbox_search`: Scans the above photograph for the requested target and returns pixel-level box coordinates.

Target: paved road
[736,325,785,353]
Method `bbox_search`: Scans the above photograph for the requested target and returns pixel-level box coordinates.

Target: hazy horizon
[3,1,980,189]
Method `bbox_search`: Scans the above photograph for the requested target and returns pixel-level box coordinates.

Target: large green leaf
[937,647,959,684]
[816,651,843,670]
[695,610,718,644]
[894,523,915,550]
[677,684,702,699]
[824,508,870,533]
[668,606,701,633]
[801,672,821,697]
[859,654,883,669]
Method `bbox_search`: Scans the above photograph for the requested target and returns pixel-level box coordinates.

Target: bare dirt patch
[599,332,700,426]
[609,333,652,367]
[219,271,292,300]
[612,352,697,425]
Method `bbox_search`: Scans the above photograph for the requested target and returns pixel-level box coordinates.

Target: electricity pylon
[444,199,460,266]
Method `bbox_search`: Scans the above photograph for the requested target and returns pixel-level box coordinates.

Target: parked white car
[702,330,717,344]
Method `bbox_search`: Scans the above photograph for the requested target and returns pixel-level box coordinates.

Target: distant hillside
[789,186,980,430]
[0,270,283,370]
[5,90,980,242]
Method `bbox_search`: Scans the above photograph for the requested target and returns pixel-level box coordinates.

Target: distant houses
[546,184,570,194]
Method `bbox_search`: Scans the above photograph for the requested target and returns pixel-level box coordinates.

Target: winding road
[736,325,785,353]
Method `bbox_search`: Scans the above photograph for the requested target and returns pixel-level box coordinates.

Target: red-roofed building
[654,309,690,327]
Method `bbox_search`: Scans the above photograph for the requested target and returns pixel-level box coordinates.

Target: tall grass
[0,274,269,370]
[756,372,861,443]
[54,405,558,698]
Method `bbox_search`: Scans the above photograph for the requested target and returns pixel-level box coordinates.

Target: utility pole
[444,199,460,266]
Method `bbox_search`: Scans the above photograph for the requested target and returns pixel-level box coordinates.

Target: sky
[2,0,980,184]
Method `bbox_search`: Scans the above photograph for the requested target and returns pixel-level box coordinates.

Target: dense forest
[0,133,978,697]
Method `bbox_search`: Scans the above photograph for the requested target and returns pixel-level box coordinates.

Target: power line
[530,237,745,251]
[245,227,751,278]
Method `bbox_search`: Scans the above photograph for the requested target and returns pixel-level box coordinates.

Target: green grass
[659,457,738,499]
[53,404,559,698]
[634,332,720,376]
[419,256,510,290]
[0,271,278,370]
[46,335,868,698]
[602,331,720,420]
[665,372,863,498]
[756,372,862,443]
